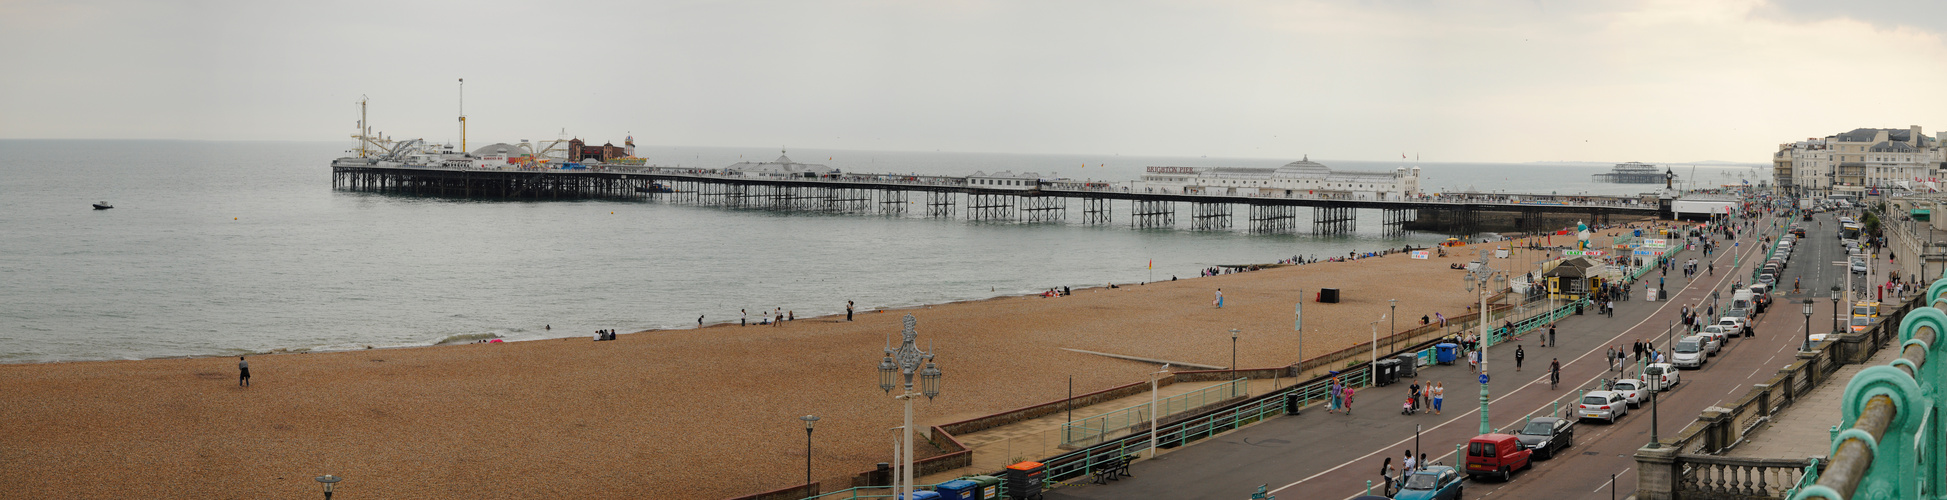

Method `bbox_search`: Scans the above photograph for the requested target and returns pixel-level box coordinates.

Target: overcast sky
[3,0,1943,163]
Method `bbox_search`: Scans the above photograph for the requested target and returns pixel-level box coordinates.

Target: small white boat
[92,202,113,210]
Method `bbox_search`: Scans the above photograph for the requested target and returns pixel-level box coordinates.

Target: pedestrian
[1328,378,1342,413]
[698,315,704,326]
[1408,380,1421,414]
[741,309,748,326]
[1432,382,1444,415]
[1343,384,1355,414]
[1403,449,1417,473]
[847,300,854,321]
[238,356,250,388]
[1515,345,1525,371]
[1548,325,1556,347]
[1381,457,1395,496]
[1214,288,1224,308]
[1550,358,1561,389]
[787,311,794,321]
[774,307,783,327]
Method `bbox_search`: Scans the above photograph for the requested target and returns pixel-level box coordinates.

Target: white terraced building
[1138,157,1421,200]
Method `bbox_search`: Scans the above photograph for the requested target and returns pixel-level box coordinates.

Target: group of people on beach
[739,307,794,326]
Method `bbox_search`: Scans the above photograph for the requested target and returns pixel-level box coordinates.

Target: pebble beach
[0,226,1675,499]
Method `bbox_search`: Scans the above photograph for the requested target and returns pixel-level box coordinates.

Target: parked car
[1718,316,1749,337]
[1851,260,1868,273]
[1393,465,1464,500]
[1696,327,1726,355]
[1645,363,1681,391]
[1611,379,1646,408]
[1672,337,1706,369]
[1853,301,1880,319]
[1578,390,1630,424]
[1465,434,1533,481]
[1514,416,1576,460]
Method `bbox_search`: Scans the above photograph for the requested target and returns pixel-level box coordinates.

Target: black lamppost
[1802,299,1815,351]
[1830,285,1842,337]
[799,415,819,485]
[1229,328,1240,375]
[315,475,341,500]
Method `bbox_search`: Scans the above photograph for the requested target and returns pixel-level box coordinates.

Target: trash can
[1005,461,1045,500]
[1284,392,1302,415]
[936,479,979,500]
[1373,358,1398,386]
[964,476,1002,500]
[1395,353,1419,378]
[1435,343,1458,365]
[901,491,943,500]
[1319,288,1341,303]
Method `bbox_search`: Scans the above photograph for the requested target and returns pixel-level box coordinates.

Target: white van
[1731,290,1754,311]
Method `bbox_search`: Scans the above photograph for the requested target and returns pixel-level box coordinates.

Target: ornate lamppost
[1830,285,1842,338]
[1463,249,1505,435]
[877,315,942,499]
[1802,299,1815,352]
[800,415,820,486]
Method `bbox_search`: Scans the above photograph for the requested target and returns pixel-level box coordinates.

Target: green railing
[1059,378,1249,447]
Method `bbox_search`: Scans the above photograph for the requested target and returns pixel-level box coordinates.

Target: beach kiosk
[1542,257,1605,301]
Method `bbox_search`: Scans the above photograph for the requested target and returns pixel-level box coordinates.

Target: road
[1045,209,1843,500]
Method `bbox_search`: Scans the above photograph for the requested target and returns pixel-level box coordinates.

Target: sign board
[1294,302,1302,331]
[1494,249,1510,259]
[1584,251,1605,257]
[1411,250,1431,260]
[1563,250,1585,257]
[1479,374,1490,384]
[1641,239,1668,248]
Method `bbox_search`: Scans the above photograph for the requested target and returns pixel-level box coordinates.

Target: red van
[1464,433,1533,481]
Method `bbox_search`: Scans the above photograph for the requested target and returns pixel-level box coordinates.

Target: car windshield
[1646,367,1664,376]
[1521,421,1554,435]
[1852,317,1872,326]
[1703,326,1724,334]
[1854,306,1873,316]
[1725,310,1748,318]
[1615,382,1638,391]
[1676,341,1700,353]
[1404,473,1439,490]
[1583,396,1608,405]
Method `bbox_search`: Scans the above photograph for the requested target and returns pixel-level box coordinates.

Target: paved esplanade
[1047,209,1831,500]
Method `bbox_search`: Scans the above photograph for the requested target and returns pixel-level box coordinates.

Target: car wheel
[1501,467,1511,481]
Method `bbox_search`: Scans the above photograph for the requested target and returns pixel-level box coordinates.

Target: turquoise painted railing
[1059,378,1249,447]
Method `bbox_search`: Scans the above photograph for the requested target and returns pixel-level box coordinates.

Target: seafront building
[1774,126,1944,198]
[1137,157,1421,200]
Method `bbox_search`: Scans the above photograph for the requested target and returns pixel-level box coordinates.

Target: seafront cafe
[1543,256,1606,300]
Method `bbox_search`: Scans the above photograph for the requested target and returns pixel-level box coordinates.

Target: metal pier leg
[1133,200,1174,229]
[1082,197,1111,224]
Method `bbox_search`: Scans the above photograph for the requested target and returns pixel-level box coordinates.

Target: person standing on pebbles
[238,356,251,388]
[1214,288,1224,308]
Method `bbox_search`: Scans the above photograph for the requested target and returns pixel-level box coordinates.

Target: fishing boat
[92,201,113,210]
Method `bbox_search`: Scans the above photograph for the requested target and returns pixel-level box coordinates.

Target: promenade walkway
[1725,341,1902,460]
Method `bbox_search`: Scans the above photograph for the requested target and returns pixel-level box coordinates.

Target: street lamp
[1801,299,1815,352]
[799,415,820,486]
[1149,364,1172,459]
[315,475,341,500]
[1463,249,1505,435]
[1230,328,1240,375]
[1830,285,1842,337]
[876,315,943,499]
[1389,299,1398,353]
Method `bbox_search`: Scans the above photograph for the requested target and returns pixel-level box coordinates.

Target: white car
[1578,390,1630,424]
[1717,317,1749,337]
[1610,379,1646,408]
[1672,337,1706,369]
[1644,363,1681,391]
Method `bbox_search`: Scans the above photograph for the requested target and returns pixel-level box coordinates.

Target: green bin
[964,475,1003,500]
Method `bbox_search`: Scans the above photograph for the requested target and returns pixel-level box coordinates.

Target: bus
[1839,223,1862,240]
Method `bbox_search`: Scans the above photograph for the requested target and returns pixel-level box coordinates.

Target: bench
[1090,455,1134,484]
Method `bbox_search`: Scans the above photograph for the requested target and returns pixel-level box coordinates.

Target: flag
[1148,259,1153,270]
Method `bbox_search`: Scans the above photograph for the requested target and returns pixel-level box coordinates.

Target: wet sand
[0,224,1678,499]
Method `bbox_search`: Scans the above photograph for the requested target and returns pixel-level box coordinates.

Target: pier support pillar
[880,190,909,214]
[968,193,1014,221]
[1020,195,1065,222]
[1133,200,1174,229]
[1191,202,1232,230]
[1082,197,1111,224]
[1312,206,1355,235]
[1248,204,1297,233]
[925,191,956,218]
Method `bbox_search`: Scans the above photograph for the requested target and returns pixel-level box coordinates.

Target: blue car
[1392,465,1463,500]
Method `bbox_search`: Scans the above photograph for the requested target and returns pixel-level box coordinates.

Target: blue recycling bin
[934,480,978,500]
[1435,343,1459,365]
[900,491,942,500]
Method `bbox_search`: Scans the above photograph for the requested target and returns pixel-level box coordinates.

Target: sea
[0,140,1768,363]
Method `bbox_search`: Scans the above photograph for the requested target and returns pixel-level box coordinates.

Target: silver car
[1672,337,1705,369]
[1610,379,1646,408]
[1578,390,1629,424]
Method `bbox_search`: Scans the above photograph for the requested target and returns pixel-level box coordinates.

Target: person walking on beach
[774,308,783,327]
[238,356,250,388]
[741,309,747,326]
[698,315,704,326]
[1515,345,1525,372]
[1214,288,1224,308]
[846,300,854,321]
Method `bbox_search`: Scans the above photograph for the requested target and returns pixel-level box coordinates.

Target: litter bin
[1373,358,1398,386]
[964,476,1002,500]
[1435,343,1459,365]
[936,479,979,500]
[1395,353,1419,378]
[1005,461,1045,500]
[900,492,943,500]
[1318,288,1341,303]
[1284,392,1302,415]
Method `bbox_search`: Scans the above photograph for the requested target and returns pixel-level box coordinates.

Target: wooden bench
[1090,455,1133,484]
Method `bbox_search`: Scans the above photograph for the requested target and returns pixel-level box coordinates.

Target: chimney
[1913,125,1924,146]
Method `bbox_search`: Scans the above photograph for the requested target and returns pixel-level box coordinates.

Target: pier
[331,164,1667,234]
